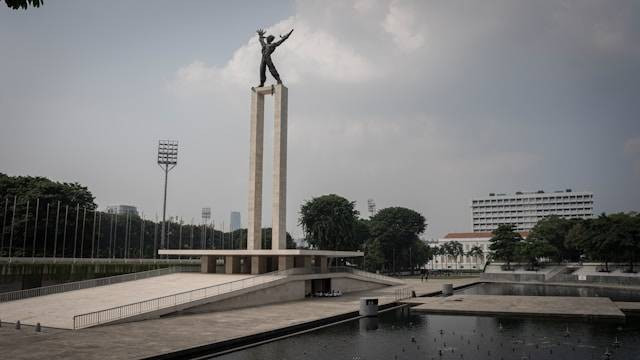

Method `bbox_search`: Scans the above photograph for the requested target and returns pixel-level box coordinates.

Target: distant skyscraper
[230,211,241,231]
[471,189,594,232]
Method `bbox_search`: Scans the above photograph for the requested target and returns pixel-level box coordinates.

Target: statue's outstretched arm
[274,29,294,46]
[256,28,266,46]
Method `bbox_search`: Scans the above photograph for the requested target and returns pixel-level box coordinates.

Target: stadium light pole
[157,140,178,250]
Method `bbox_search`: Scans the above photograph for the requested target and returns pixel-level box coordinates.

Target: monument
[159,28,363,274]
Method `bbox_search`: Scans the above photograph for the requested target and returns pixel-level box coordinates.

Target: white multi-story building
[471,189,594,232]
[427,231,529,270]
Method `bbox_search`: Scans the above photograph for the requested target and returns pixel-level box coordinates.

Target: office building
[230,211,241,231]
[471,189,594,232]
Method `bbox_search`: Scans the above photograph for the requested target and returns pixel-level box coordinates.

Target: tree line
[488,213,640,272]
[298,194,433,273]
[0,173,294,259]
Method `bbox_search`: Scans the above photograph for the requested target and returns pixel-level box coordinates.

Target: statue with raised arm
[256,28,294,87]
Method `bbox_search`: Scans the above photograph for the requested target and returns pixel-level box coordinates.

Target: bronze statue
[256,28,294,87]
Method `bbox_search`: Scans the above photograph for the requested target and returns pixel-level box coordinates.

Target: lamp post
[157,140,178,250]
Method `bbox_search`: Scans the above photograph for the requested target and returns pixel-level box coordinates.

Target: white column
[247,87,268,250]
[272,84,288,250]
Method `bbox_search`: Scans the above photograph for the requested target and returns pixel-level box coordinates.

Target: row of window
[474,209,593,218]
[473,214,591,225]
[473,194,593,204]
[472,202,593,210]
[474,207,593,214]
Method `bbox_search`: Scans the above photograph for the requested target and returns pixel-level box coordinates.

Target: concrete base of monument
[82,269,401,328]
[158,249,364,275]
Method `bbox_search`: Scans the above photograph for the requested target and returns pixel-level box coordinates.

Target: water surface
[216,309,640,360]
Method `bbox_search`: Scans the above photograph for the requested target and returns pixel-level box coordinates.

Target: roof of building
[443,231,529,239]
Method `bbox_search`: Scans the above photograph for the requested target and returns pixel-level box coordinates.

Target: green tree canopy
[488,224,522,269]
[467,245,484,258]
[442,241,464,269]
[516,237,556,270]
[298,194,360,250]
[0,173,96,209]
[368,207,428,272]
[526,216,580,261]
[5,0,42,10]
[605,212,640,272]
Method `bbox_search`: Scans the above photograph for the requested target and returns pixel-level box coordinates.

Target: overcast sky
[1,0,639,239]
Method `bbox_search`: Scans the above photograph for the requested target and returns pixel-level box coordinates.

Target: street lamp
[157,140,178,249]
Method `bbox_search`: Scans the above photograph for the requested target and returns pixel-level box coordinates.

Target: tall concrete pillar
[247,87,267,250]
[247,84,288,251]
[251,255,267,275]
[272,85,288,250]
[201,255,217,273]
[225,256,241,274]
[278,255,294,271]
[320,256,328,273]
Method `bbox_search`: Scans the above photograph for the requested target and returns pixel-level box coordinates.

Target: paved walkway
[0,278,477,359]
[403,294,626,320]
[0,273,252,329]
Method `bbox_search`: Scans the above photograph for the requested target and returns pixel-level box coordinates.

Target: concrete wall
[94,271,401,328]
[331,277,385,293]
[480,273,546,282]
[185,280,306,314]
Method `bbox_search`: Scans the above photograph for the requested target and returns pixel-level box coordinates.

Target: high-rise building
[230,211,241,231]
[106,205,139,217]
[471,189,594,232]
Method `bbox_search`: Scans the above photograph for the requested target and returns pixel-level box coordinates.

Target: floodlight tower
[367,198,376,218]
[157,140,178,249]
[202,207,211,248]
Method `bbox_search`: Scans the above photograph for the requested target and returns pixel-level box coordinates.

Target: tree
[0,173,96,209]
[488,224,522,270]
[570,215,617,271]
[606,213,640,273]
[5,0,43,10]
[516,237,556,270]
[363,238,385,272]
[467,245,484,267]
[299,194,360,250]
[412,240,434,270]
[259,227,296,250]
[442,241,464,270]
[527,216,580,262]
[368,207,427,272]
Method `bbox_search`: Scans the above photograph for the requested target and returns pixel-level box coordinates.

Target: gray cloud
[1,0,639,238]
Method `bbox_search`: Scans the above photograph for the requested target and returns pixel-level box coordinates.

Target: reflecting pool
[457,282,640,302]
[217,309,640,360]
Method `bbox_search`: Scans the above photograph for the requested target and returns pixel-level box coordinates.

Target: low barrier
[0,266,198,303]
[73,266,401,329]
[394,286,413,301]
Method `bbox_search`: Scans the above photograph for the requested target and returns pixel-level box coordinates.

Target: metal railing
[71,266,397,329]
[342,267,404,284]
[0,266,198,303]
[0,257,200,265]
[72,267,309,329]
[394,286,414,301]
